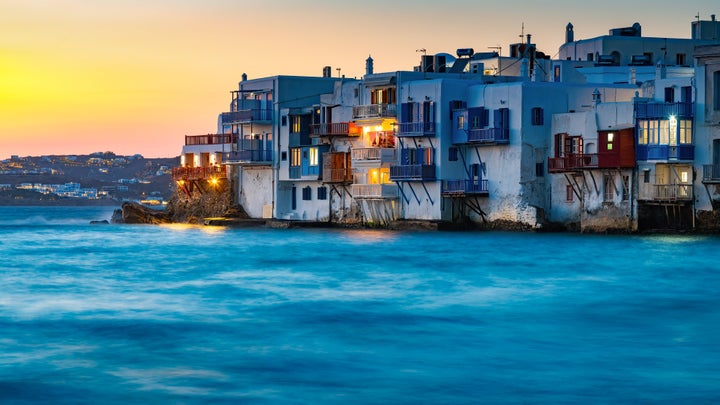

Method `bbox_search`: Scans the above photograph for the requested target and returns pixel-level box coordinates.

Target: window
[281,151,288,161]
[622,176,630,201]
[676,53,686,66]
[457,115,465,130]
[536,162,544,177]
[448,147,458,162]
[637,120,648,145]
[587,53,594,62]
[659,120,670,145]
[606,132,614,151]
[679,119,692,144]
[290,148,301,166]
[681,86,692,103]
[566,185,574,202]
[291,116,302,133]
[554,65,561,82]
[664,87,675,103]
[644,170,650,183]
[317,186,327,200]
[281,116,287,126]
[302,186,312,201]
[648,120,658,144]
[531,107,544,125]
[309,147,319,166]
[604,175,614,202]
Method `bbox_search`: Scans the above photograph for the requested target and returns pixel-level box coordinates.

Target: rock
[110,209,124,224]
[89,220,109,224]
[120,201,172,224]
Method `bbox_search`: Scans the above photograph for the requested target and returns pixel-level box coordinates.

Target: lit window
[457,115,465,130]
[309,147,319,166]
[607,132,614,151]
[679,120,692,144]
[290,148,301,166]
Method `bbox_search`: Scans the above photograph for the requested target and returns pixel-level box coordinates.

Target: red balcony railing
[184,134,237,146]
[310,122,356,137]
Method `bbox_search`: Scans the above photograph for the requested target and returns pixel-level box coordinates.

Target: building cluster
[17,182,98,199]
[174,17,720,231]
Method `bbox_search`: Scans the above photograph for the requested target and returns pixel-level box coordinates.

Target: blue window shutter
[401,148,410,165]
[401,103,411,122]
[415,148,425,165]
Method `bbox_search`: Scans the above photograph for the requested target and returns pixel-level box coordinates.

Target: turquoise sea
[1,206,719,404]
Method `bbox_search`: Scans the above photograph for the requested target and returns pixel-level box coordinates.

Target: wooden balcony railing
[221,109,272,124]
[184,134,237,146]
[442,179,489,195]
[653,184,693,201]
[352,184,398,199]
[172,166,226,181]
[635,102,693,119]
[548,154,599,173]
[310,122,354,137]
[351,148,396,162]
[389,164,436,181]
[397,122,435,137]
[323,168,352,183]
[353,104,396,119]
[467,127,509,144]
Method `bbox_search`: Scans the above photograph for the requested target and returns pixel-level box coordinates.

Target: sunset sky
[0,0,714,159]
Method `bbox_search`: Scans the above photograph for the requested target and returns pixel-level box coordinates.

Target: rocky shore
[112,184,720,233]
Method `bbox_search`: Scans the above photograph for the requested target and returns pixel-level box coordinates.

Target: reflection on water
[1,206,719,403]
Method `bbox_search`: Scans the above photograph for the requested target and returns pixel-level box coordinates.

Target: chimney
[241,73,247,82]
[365,55,374,76]
[565,22,574,43]
[322,66,332,78]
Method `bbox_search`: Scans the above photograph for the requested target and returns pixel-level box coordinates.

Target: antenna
[696,12,700,22]
[519,22,525,40]
[416,48,427,56]
[336,67,341,78]
[488,45,502,56]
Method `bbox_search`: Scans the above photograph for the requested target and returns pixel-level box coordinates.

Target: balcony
[322,152,352,184]
[352,184,398,199]
[467,127,509,144]
[171,166,226,182]
[184,134,237,146]
[635,102,693,119]
[703,164,720,183]
[224,150,273,165]
[652,184,693,201]
[389,164,436,181]
[351,148,396,165]
[441,179,489,196]
[635,145,694,161]
[396,122,435,137]
[323,168,352,183]
[353,104,396,119]
[221,109,272,125]
[310,122,357,137]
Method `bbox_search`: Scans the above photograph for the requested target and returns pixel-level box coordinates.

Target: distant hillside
[0,152,179,206]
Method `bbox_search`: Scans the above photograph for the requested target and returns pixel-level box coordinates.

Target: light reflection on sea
[0,206,719,404]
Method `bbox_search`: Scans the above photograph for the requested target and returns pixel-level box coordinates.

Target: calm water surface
[0,206,719,403]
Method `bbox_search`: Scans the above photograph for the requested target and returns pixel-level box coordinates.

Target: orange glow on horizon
[0,1,711,159]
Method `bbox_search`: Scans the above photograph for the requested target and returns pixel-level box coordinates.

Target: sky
[0,0,715,159]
